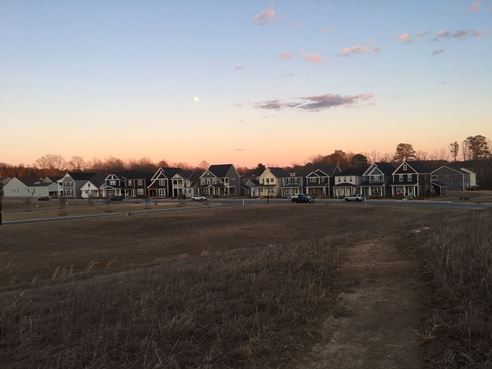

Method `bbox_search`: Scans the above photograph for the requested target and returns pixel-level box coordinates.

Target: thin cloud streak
[304,53,325,63]
[339,41,381,56]
[396,33,412,44]
[431,48,446,56]
[255,93,374,112]
[434,29,481,40]
[252,7,278,25]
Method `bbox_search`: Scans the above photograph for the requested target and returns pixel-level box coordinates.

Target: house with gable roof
[390,160,432,197]
[431,165,477,191]
[147,167,182,198]
[304,164,341,198]
[359,162,395,198]
[198,164,240,197]
[257,167,287,197]
[60,172,96,199]
[3,176,50,198]
[333,168,366,198]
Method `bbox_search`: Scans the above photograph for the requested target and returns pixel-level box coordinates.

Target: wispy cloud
[395,33,412,44]
[234,65,244,71]
[255,93,374,112]
[279,51,292,61]
[233,148,246,152]
[434,29,481,40]
[469,1,481,12]
[320,26,335,33]
[304,53,325,63]
[291,21,303,30]
[431,48,446,56]
[252,7,278,25]
[339,41,381,57]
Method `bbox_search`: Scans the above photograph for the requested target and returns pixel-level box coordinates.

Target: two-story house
[101,173,126,198]
[124,172,154,198]
[390,160,431,198]
[280,172,304,198]
[304,165,342,198]
[431,165,477,191]
[59,172,95,199]
[198,164,240,197]
[147,167,181,198]
[257,167,287,197]
[333,168,365,198]
[171,170,203,198]
[360,162,395,198]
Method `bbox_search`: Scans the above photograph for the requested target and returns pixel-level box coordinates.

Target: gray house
[199,164,241,197]
[360,162,395,198]
[431,166,477,191]
[59,172,95,199]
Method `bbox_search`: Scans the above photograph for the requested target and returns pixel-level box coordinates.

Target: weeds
[0,239,340,369]
[420,209,492,368]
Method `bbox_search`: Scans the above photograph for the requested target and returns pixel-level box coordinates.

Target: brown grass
[0,205,445,368]
[418,209,492,368]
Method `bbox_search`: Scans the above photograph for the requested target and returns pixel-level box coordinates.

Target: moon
[193,96,200,102]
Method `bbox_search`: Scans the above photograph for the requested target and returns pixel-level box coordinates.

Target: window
[110,180,116,186]
[399,174,404,182]
[407,174,412,181]
[128,180,133,186]
[207,179,211,185]
[403,164,407,171]
[310,177,317,183]
[158,189,166,197]
[137,188,144,195]
[159,179,165,186]
[137,180,143,186]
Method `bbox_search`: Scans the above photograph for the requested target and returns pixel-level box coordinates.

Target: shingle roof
[374,162,396,175]
[69,172,96,181]
[208,164,235,177]
[17,176,43,186]
[88,173,109,187]
[268,167,289,177]
[337,167,366,176]
[313,164,340,176]
[404,161,431,173]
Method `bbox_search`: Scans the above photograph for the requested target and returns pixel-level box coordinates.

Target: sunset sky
[1,1,491,167]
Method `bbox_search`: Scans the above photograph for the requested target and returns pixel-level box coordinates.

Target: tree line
[1,135,491,188]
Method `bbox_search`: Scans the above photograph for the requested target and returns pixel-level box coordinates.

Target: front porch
[360,185,385,198]
[305,186,329,198]
[280,186,302,198]
[391,185,418,198]
[334,184,357,198]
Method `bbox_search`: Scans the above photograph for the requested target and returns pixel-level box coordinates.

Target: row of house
[1,161,477,199]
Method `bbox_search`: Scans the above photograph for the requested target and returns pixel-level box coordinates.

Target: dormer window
[403,164,407,171]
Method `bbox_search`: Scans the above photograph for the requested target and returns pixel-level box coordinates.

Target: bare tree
[67,156,86,171]
[415,150,428,161]
[369,150,380,163]
[449,141,459,161]
[35,154,66,171]
[197,160,209,170]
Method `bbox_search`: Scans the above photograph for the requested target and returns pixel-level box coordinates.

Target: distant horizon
[1,1,491,167]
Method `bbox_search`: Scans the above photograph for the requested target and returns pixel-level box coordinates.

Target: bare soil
[292,237,424,369]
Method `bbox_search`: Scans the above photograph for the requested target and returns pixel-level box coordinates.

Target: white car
[191,195,207,201]
[344,193,365,202]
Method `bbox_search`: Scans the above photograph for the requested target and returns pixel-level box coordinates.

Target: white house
[333,169,365,198]
[3,177,49,198]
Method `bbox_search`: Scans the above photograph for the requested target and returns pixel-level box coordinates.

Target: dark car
[291,194,313,203]
[109,195,124,201]
[38,196,50,201]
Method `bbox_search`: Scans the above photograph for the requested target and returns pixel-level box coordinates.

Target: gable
[393,162,417,175]
[200,170,217,179]
[367,167,384,176]
[432,166,463,176]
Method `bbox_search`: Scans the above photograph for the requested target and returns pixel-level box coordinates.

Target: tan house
[257,167,288,197]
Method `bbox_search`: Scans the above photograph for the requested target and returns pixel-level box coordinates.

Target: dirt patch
[292,238,426,369]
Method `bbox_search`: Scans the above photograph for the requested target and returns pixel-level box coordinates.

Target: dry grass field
[0,205,490,368]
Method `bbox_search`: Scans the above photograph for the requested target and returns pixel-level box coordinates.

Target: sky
[1,0,491,167]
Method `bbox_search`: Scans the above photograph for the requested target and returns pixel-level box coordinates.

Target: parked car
[38,196,50,201]
[344,193,365,202]
[291,194,313,203]
[191,195,207,201]
[109,195,124,201]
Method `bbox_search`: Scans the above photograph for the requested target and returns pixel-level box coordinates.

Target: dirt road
[294,237,425,369]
